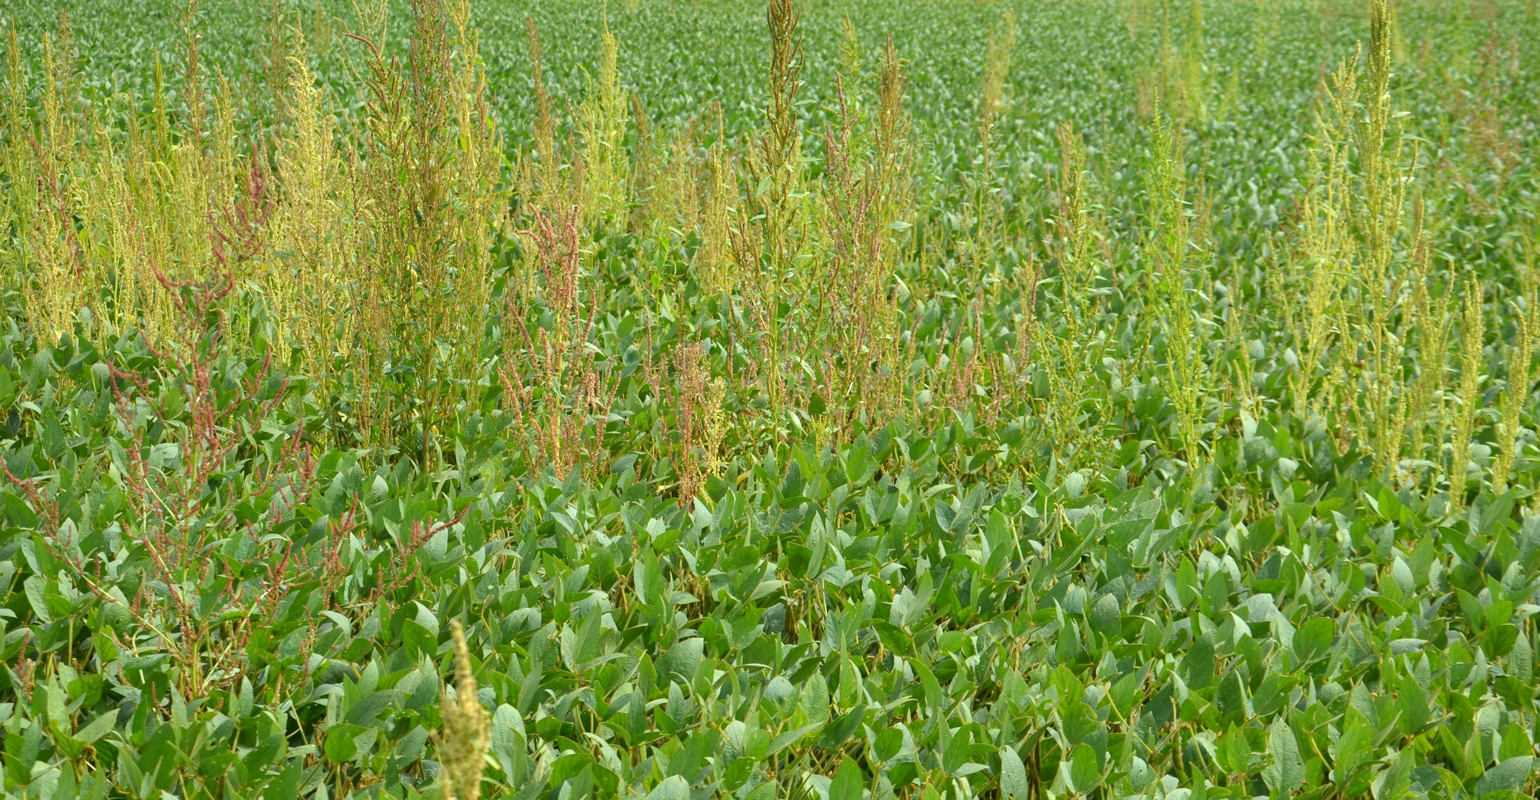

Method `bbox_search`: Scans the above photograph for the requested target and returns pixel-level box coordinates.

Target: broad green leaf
[324,723,364,763]
[800,670,831,726]
[1066,743,1101,793]
[1294,617,1334,663]
[645,775,690,800]
[1475,756,1534,796]
[1263,718,1304,795]
[1089,593,1121,636]
[659,638,704,686]
[830,756,864,800]
[1509,633,1532,684]
[1000,746,1029,799]
[1371,748,1413,800]
[1181,633,1216,689]
[74,712,116,744]
[767,724,821,757]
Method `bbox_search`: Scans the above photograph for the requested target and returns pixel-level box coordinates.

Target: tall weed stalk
[349,0,502,459]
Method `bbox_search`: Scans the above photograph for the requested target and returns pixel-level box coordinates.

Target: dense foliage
[2,1,1540,799]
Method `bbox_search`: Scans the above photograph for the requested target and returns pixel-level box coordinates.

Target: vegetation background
[1,0,1539,798]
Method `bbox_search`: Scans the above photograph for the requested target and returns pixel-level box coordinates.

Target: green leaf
[645,775,690,800]
[800,670,831,726]
[873,621,913,657]
[45,673,67,730]
[890,575,933,629]
[625,687,647,744]
[1181,633,1216,689]
[1066,743,1101,793]
[1215,670,1247,724]
[911,660,943,712]
[491,705,523,777]
[767,724,821,757]
[1,493,38,528]
[25,575,52,624]
[830,756,864,800]
[396,725,429,763]
[1475,756,1533,796]
[1293,617,1334,663]
[634,547,662,606]
[346,690,395,726]
[1336,708,1375,784]
[818,704,865,750]
[1370,748,1413,800]
[74,711,116,743]
[1216,726,1252,775]
[246,733,286,772]
[874,728,904,763]
[1262,718,1304,795]
[324,723,364,763]
[267,764,302,800]
[1395,677,1429,736]
[1000,746,1028,799]
[1089,593,1121,637]
[659,638,704,686]
[1509,633,1532,683]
